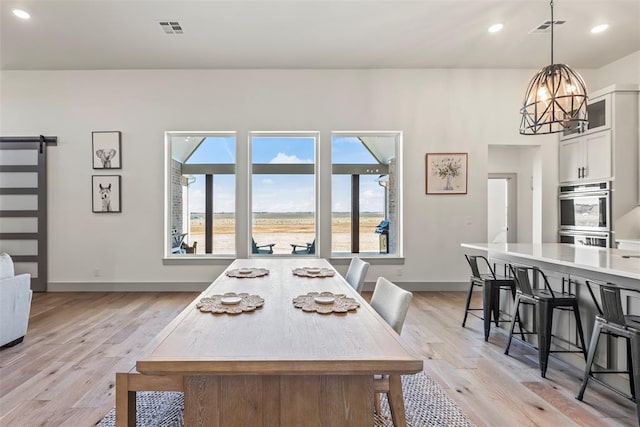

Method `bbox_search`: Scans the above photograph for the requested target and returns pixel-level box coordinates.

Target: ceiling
[1,0,639,70]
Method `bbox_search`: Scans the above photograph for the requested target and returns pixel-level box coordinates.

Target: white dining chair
[345,256,370,294]
[370,277,413,425]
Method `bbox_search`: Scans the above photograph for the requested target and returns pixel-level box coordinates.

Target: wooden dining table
[124,258,423,426]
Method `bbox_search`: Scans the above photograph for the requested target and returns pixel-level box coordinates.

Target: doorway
[488,174,517,243]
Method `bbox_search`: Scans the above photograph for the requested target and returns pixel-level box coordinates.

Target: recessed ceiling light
[12,9,30,20]
[488,23,503,33]
[591,24,609,33]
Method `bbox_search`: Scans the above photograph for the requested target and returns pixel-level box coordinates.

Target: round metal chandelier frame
[519,0,588,135]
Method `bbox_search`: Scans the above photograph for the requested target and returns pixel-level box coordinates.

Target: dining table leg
[387,374,407,427]
[115,373,136,427]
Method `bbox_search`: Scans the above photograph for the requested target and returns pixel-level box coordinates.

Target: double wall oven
[558,181,611,247]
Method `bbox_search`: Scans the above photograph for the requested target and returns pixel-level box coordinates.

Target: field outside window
[168,133,236,256]
[331,134,399,256]
[251,134,316,255]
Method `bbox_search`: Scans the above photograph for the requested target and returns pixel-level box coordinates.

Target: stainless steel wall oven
[558,181,611,247]
[558,230,610,248]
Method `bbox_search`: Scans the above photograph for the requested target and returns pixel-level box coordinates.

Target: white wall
[595,50,640,241]
[0,68,591,290]
[595,50,640,89]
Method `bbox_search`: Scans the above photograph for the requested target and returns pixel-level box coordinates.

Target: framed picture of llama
[92,131,121,169]
[92,175,121,213]
[426,152,468,194]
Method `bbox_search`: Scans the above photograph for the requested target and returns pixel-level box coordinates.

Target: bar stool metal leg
[462,279,476,328]
[630,334,640,426]
[504,295,521,355]
[627,338,636,400]
[576,322,602,400]
[492,283,501,327]
[537,300,554,378]
[483,280,493,342]
[572,301,588,359]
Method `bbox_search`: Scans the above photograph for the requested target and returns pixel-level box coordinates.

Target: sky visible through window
[185,135,385,213]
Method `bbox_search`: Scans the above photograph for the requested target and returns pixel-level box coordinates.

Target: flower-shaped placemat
[197,292,265,315]
[292,267,336,278]
[226,267,269,278]
[292,292,360,314]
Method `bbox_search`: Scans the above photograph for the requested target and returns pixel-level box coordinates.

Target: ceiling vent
[530,19,566,34]
[159,21,183,35]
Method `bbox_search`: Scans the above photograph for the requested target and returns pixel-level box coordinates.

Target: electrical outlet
[396,267,403,277]
[94,268,101,277]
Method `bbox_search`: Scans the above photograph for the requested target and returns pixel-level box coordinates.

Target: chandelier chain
[550,0,554,65]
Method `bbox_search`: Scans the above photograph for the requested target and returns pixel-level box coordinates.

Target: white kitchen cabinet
[559,130,611,183]
[616,239,640,251]
[560,93,611,141]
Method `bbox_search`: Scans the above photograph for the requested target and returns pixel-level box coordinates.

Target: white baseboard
[47,282,209,292]
[47,281,468,292]
[361,281,468,292]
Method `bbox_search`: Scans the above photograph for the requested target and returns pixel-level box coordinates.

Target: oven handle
[559,231,610,237]
[559,191,609,200]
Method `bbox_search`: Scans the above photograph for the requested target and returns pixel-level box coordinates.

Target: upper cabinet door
[559,138,582,183]
[558,130,612,184]
[583,131,611,181]
[560,93,612,141]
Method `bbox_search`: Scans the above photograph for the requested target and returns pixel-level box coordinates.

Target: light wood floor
[0,291,636,426]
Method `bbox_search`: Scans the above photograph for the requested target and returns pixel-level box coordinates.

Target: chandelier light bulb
[12,9,31,20]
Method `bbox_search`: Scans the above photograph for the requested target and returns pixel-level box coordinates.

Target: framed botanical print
[426,153,468,195]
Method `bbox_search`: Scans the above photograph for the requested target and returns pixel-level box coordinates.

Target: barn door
[0,136,54,292]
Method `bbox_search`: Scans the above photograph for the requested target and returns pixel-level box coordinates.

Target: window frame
[329,131,403,259]
[164,130,402,263]
[248,131,320,257]
[164,131,237,259]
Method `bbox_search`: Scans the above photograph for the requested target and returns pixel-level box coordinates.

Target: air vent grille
[159,21,183,35]
[530,19,566,34]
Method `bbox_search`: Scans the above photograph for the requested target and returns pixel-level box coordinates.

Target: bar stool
[462,255,519,342]
[504,265,587,378]
[576,283,640,425]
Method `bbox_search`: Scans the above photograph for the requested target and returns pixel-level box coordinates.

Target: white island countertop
[461,243,640,282]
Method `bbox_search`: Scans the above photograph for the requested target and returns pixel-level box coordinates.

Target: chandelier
[520,0,588,135]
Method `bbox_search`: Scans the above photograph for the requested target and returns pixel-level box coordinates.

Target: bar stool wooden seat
[462,254,518,341]
[504,265,587,378]
[576,283,640,425]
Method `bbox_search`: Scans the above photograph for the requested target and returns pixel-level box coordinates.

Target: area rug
[97,370,474,427]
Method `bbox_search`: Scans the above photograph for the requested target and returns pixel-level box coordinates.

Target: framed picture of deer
[426,152,468,195]
[92,131,121,169]
[92,175,121,213]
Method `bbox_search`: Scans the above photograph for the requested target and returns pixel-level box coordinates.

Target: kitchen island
[461,243,639,398]
[461,243,640,289]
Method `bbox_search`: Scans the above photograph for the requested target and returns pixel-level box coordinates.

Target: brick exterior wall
[388,157,397,255]
[171,159,183,234]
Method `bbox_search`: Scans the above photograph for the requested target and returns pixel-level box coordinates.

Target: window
[250,133,317,255]
[166,132,236,256]
[331,133,401,256]
[165,130,401,260]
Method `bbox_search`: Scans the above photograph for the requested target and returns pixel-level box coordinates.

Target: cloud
[269,152,313,164]
[188,188,205,212]
[262,178,274,185]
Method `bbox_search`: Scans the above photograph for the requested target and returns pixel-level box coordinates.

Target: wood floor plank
[0,291,637,427]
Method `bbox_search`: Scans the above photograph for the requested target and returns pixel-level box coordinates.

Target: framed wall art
[92,131,121,169]
[92,175,121,213]
[426,153,468,195]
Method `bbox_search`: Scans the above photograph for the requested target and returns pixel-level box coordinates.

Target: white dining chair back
[345,257,370,294]
[370,277,413,335]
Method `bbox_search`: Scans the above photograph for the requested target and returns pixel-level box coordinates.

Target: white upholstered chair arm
[0,273,32,346]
